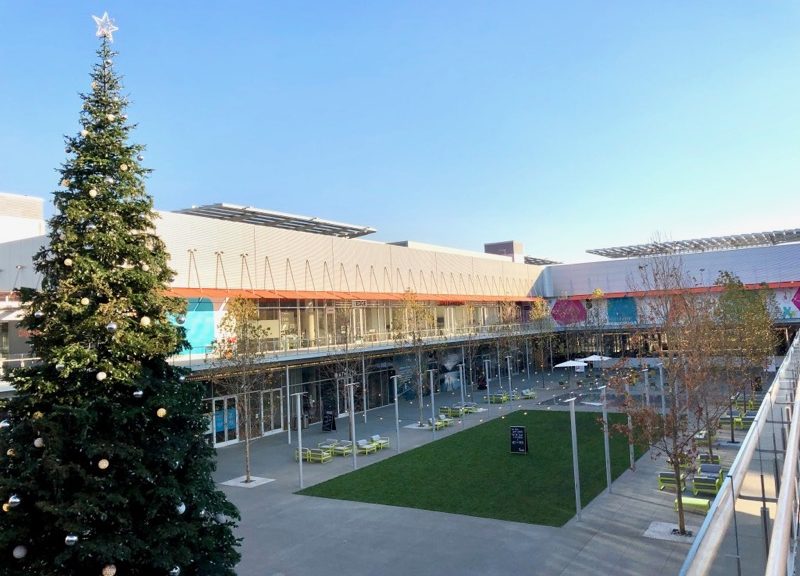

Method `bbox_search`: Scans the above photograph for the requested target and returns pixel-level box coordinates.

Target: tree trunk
[673,458,687,534]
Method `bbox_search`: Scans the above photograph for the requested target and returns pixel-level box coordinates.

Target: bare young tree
[211,297,270,483]
[613,255,720,535]
[391,290,434,426]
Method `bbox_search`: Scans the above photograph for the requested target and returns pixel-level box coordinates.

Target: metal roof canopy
[586,228,800,259]
[524,256,561,265]
[173,203,377,239]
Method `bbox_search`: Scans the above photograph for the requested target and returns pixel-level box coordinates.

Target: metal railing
[680,333,800,575]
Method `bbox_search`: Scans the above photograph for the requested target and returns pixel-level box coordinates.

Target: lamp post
[506,355,513,399]
[624,382,635,470]
[428,369,437,438]
[642,367,650,407]
[391,375,401,452]
[599,385,612,494]
[483,358,491,413]
[346,380,357,470]
[458,363,466,426]
[564,397,582,521]
[525,339,530,383]
[291,392,306,488]
[657,363,666,418]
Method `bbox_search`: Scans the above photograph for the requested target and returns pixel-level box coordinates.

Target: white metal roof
[586,228,800,259]
[173,203,377,239]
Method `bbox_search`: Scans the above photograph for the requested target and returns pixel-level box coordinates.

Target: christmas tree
[0,14,240,576]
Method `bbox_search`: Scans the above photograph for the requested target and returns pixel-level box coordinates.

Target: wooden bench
[675,496,711,514]
[698,453,720,465]
[692,474,721,496]
[307,448,333,463]
[658,471,686,491]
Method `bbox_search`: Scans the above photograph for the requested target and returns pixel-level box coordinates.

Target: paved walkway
[213,374,739,576]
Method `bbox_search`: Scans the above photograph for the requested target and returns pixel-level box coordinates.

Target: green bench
[658,471,686,491]
[692,474,721,496]
[698,453,720,465]
[675,496,711,514]
[697,463,724,482]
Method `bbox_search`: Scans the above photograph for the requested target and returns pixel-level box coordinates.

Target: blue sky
[1,2,799,263]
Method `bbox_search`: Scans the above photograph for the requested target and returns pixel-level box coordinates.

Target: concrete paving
[212,374,740,576]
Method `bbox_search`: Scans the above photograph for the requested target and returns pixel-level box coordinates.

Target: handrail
[765,361,800,575]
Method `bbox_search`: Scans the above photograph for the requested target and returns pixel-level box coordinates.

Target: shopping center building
[1,192,799,448]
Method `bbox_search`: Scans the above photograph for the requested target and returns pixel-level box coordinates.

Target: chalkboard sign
[321,411,336,432]
[510,426,527,454]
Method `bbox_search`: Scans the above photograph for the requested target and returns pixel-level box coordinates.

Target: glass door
[259,388,283,436]
[213,395,238,447]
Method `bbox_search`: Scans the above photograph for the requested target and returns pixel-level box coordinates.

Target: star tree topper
[92,12,119,42]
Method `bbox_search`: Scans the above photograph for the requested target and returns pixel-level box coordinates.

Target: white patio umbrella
[554,360,589,368]
[579,355,612,362]
[554,360,588,387]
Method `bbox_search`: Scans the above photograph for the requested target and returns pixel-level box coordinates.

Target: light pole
[458,363,466,425]
[642,367,650,407]
[506,355,513,399]
[291,392,306,488]
[346,380,357,470]
[525,339,530,383]
[624,381,635,470]
[391,375,401,452]
[599,386,612,494]
[428,369,437,438]
[657,363,666,418]
[564,397,582,521]
[483,358,491,413]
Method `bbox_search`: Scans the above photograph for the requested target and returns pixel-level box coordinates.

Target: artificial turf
[298,410,644,526]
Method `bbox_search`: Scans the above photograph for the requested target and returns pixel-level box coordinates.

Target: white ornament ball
[102,564,117,576]
[64,258,73,267]
[96,371,107,382]
[89,188,98,198]
[104,176,114,185]
[106,114,115,122]
[120,164,128,172]
[140,316,151,327]
[33,437,45,448]
[12,545,27,559]
[86,223,97,232]
[141,263,150,272]
[215,513,226,523]
[176,502,186,515]
[81,129,89,137]
[80,297,90,306]
[65,534,79,546]
[97,458,110,470]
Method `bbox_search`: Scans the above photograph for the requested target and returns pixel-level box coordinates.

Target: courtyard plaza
[213,370,763,576]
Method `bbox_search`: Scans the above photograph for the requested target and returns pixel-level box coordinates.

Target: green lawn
[299,411,644,526]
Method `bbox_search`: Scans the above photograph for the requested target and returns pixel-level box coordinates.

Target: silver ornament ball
[12,545,27,559]
[169,567,181,576]
[176,314,186,325]
[0,420,10,430]
[176,502,186,515]
[106,321,118,333]
[8,494,21,507]
[34,310,44,319]
[65,534,79,546]
[133,390,144,399]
